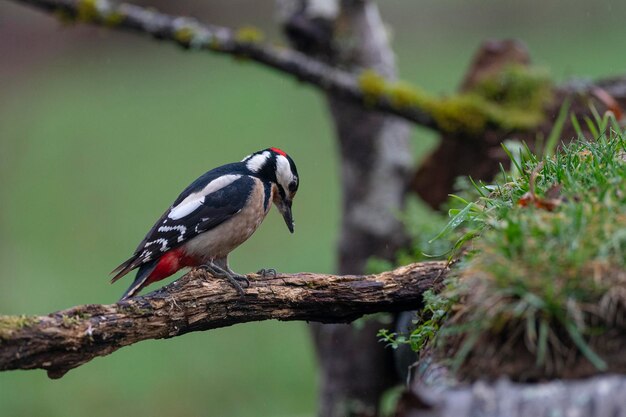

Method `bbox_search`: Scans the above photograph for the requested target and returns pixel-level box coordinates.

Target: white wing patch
[168,174,241,220]
[245,151,271,173]
[168,199,204,220]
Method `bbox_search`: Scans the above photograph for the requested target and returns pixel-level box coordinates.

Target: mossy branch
[0,261,448,379]
[12,0,443,128]
[12,0,558,135]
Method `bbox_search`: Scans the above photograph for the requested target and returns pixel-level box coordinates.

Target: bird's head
[242,147,299,233]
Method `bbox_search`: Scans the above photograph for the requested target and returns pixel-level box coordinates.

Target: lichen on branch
[0,262,448,379]
[13,0,555,136]
[359,64,553,135]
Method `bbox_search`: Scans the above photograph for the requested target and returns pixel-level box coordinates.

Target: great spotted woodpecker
[111,148,299,300]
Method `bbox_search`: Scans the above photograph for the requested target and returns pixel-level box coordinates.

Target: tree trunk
[279,1,414,415]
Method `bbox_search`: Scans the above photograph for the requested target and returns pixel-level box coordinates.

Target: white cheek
[276,155,294,189]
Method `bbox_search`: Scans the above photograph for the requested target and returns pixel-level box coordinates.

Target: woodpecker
[111,147,299,300]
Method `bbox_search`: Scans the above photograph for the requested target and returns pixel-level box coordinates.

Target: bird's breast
[182,177,270,260]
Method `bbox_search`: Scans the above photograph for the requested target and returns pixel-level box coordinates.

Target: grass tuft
[438,117,625,379]
[379,113,625,381]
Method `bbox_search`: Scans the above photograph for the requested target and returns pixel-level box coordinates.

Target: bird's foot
[196,263,249,297]
[256,268,277,278]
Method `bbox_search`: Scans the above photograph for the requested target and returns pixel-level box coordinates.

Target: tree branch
[12,0,438,129]
[280,2,417,415]
[0,261,447,379]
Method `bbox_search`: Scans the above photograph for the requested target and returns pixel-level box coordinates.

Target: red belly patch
[146,248,198,284]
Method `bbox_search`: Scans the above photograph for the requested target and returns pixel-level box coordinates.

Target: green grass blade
[469,177,487,198]
[544,99,570,157]
[451,331,481,372]
[565,321,607,370]
[501,143,523,177]
[583,115,599,138]
[448,194,472,206]
[536,319,548,366]
[570,113,583,138]
[429,203,474,243]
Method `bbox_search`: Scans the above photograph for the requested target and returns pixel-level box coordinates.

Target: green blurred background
[0,1,623,416]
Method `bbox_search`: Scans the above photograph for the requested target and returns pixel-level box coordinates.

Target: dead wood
[0,262,447,379]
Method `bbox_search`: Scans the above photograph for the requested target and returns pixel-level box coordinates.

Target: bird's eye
[288,182,297,192]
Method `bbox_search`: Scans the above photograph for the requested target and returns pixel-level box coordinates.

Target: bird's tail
[118,259,159,301]
[110,256,137,284]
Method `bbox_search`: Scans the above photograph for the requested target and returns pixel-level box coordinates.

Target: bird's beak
[278,198,294,233]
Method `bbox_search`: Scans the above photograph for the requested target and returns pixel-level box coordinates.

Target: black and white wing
[112,174,255,282]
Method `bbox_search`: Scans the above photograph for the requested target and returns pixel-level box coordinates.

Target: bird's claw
[195,264,216,275]
[256,268,277,278]
[232,274,250,287]
[196,263,248,298]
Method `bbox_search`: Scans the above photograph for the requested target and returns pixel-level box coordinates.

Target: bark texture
[0,262,447,379]
[279,1,413,416]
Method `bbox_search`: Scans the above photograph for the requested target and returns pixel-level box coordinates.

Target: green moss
[60,314,83,328]
[472,64,553,110]
[359,64,552,134]
[235,26,264,44]
[120,304,150,315]
[76,0,99,22]
[104,10,123,26]
[382,78,539,134]
[55,1,123,26]
[0,315,37,340]
[358,70,387,105]
[209,38,222,51]
[386,81,423,108]
[174,26,195,46]
[425,95,489,134]
[465,64,553,132]
[424,78,549,134]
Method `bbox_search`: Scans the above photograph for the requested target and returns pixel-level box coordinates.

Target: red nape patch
[146,249,197,284]
[270,147,287,156]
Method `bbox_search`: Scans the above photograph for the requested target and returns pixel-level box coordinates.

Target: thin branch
[11,0,438,129]
[0,261,448,379]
